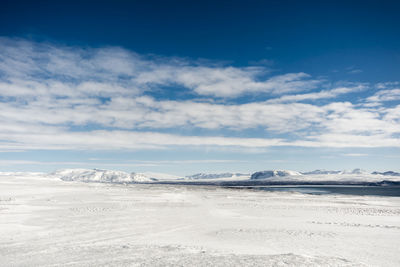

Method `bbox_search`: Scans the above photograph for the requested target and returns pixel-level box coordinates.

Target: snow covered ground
[1,173,400,266]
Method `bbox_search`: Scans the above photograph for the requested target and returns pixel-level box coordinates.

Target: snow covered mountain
[49,169,155,183]
[250,170,302,180]
[341,168,368,175]
[44,168,400,185]
[248,170,400,184]
[140,172,184,181]
[0,172,45,176]
[301,170,342,175]
[372,171,400,176]
[302,168,368,175]
[186,173,249,179]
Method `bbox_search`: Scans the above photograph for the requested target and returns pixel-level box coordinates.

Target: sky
[0,0,399,174]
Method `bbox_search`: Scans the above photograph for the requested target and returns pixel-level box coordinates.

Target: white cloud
[0,128,284,150]
[346,66,362,74]
[266,85,365,103]
[376,82,400,89]
[342,153,368,157]
[0,38,399,151]
[366,89,400,103]
[300,133,400,148]
[348,69,362,74]
[133,65,321,97]
[0,95,327,132]
[0,37,321,99]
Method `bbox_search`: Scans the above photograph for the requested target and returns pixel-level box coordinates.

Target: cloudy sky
[0,0,399,174]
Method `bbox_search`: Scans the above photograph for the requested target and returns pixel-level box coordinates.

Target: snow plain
[1,173,400,266]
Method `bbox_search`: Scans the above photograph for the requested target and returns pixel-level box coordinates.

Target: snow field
[0,174,399,266]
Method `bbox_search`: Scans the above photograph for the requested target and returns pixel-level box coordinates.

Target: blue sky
[0,0,399,174]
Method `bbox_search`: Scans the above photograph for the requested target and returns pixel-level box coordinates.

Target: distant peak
[251,170,302,180]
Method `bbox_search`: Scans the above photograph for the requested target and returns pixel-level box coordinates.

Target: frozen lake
[1,174,400,266]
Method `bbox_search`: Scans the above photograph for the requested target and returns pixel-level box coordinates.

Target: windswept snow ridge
[251,170,302,180]
[49,169,155,183]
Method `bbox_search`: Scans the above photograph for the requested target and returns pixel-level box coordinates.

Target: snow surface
[1,173,399,266]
